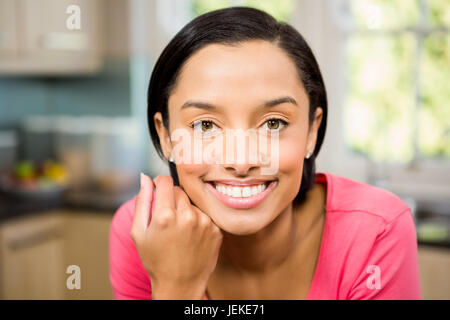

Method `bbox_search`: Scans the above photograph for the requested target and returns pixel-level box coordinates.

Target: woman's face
[155,40,323,235]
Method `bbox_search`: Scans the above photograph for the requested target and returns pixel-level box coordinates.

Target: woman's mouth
[204,179,277,209]
[214,182,268,197]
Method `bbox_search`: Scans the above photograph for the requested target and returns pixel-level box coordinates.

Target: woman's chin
[210,215,267,236]
[220,226,261,236]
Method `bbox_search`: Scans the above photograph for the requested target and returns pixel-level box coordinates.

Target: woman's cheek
[278,134,305,175]
[176,162,208,176]
[176,163,208,196]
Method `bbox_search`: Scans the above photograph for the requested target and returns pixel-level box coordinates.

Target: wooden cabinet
[62,211,113,300]
[0,0,18,58]
[0,0,103,75]
[418,245,450,300]
[0,210,113,299]
[0,212,65,299]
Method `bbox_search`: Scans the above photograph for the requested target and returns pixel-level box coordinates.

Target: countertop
[0,187,139,222]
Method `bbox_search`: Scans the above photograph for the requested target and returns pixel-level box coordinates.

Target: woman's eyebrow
[264,96,298,108]
[180,96,298,110]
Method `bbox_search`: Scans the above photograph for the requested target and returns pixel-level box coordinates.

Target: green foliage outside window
[344,34,416,162]
[191,0,294,22]
[346,0,449,162]
[419,33,450,158]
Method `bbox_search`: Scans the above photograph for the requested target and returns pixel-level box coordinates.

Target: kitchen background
[0,0,448,299]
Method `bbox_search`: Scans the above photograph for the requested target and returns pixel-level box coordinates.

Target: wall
[0,58,131,130]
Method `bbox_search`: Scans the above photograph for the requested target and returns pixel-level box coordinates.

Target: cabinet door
[0,0,18,57]
[3,236,64,299]
[21,0,100,53]
[418,246,450,299]
[0,213,65,299]
[0,0,103,74]
[63,211,113,299]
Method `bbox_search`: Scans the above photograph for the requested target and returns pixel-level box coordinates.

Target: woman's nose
[223,161,259,176]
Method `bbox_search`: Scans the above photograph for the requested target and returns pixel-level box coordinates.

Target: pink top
[109,172,421,300]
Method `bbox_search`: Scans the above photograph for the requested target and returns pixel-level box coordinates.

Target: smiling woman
[149,8,328,206]
[109,7,421,300]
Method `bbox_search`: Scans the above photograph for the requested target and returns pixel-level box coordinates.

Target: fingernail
[140,172,145,188]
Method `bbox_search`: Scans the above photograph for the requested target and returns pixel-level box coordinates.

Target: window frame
[292,0,450,200]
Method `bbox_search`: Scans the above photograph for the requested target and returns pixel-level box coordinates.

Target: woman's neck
[217,182,325,277]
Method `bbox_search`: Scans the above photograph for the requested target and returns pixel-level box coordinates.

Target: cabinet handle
[39,33,88,51]
[8,229,62,251]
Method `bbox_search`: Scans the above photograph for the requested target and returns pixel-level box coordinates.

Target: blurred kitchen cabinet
[0,0,103,75]
[0,209,114,300]
[62,210,113,300]
[0,212,65,299]
[0,0,18,58]
[418,245,450,300]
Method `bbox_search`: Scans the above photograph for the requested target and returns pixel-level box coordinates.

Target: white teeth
[232,187,241,197]
[213,182,269,198]
[242,187,251,197]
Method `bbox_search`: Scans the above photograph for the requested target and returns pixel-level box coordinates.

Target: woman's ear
[154,112,172,160]
[305,107,323,158]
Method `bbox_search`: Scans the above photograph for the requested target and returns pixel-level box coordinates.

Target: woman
[109,7,421,300]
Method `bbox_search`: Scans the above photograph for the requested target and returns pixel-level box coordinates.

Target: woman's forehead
[169,40,308,109]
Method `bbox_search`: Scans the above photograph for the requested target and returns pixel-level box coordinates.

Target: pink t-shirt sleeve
[346,209,421,299]
[109,195,152,300]
[309,173,421,300]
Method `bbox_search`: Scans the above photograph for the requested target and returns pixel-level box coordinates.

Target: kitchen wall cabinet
[0,209,113,299]
[0,0,103,75]
[0,0,18,58]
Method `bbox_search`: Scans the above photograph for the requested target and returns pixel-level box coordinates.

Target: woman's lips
[205,180,277,210]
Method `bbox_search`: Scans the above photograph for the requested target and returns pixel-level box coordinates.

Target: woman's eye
[264,119,287,131]
[192,120,220,135]
[201,120,213,131]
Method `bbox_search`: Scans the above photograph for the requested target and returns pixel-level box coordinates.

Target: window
[342,0,449,163]
[191,0,295,22]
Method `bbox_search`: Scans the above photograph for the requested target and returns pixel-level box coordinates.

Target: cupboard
[0,0,103,75]
[0,209,113,299]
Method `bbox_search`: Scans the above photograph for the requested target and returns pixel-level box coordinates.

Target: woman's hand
[130,174,223,299]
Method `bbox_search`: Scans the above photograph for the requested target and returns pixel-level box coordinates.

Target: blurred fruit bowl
[0,159,70,201]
